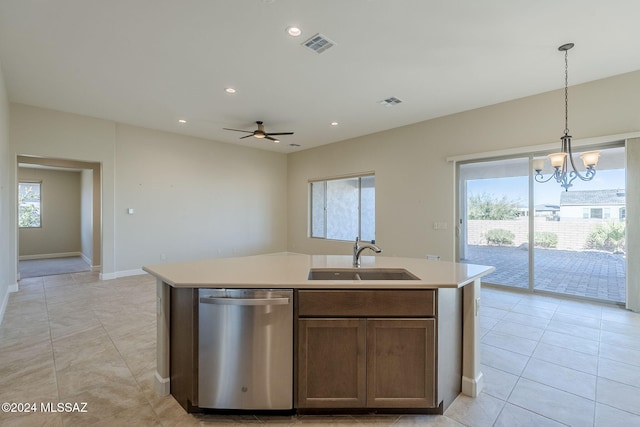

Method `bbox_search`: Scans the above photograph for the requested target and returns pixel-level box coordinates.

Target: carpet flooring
[19,256,91,278]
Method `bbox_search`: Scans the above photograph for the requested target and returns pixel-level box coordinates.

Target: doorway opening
[17,156,101,279]
[458,143,626,304]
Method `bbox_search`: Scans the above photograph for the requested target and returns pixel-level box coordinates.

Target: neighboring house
[559,189,626,220]
[534,204,561,220]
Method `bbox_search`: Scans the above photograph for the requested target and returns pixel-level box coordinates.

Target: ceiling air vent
[303,33,335,54]
[379,96,403,106]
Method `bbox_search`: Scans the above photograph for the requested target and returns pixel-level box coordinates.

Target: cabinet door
[298,318,366,408]
[366,319,436,408]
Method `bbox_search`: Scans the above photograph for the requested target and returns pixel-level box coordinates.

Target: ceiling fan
[223,121,294,143]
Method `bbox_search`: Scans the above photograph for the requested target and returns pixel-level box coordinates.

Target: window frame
[309,173,375,242]
[18,181,43,229]
[590,207,603,219]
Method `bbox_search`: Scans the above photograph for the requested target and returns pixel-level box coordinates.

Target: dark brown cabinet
[298,318,367,408]
[366,319,435,408]
[296,290,438,410]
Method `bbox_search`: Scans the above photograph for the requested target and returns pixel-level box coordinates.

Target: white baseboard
[0,281,18,326]
[154,371,170,396]
[462,372,484,397]
[81,252,92,265]
[0,288,7,326]
[100,268,146,281]
[19,252,83,261]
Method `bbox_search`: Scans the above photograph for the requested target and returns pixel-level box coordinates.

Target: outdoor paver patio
[461,245,626,303]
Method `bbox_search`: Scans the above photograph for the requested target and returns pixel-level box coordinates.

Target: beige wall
[113,124,288,272]
[10,104,117,274]
[18,167,82,258]
[287,71,640,265]
[9,105,288,276]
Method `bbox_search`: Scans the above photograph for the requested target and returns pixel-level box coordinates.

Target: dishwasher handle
[199,296,290,306]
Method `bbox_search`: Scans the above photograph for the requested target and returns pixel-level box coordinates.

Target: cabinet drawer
[297,290,435,317]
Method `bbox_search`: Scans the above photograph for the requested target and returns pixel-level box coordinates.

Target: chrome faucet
[353,236,382,267]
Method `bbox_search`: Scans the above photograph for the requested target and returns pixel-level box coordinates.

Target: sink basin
[307,268,420,281]
[356,269,420,280]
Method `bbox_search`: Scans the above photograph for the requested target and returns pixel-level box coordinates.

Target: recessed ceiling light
[331,122,339,126]
[225,87,236,94]
[286,26,302,37]
[178,119,187,124]
[289,143,301,147]
[273,139,280,143]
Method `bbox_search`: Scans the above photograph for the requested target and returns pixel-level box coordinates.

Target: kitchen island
[143,253,494,413]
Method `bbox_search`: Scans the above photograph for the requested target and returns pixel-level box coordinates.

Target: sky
[467,169,625,206]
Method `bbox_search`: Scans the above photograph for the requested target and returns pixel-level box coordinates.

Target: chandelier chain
[564,48,569,135]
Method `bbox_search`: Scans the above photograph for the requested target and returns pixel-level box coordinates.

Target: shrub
[468,193,521,220]
[586,222,626,253]
[535,232,558,248]
[485,229,515,246]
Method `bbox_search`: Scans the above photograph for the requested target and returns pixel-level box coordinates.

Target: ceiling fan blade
[223,127,253,133]
[239,134,254,139]
[266,132,294,136]
[264,136,280,142]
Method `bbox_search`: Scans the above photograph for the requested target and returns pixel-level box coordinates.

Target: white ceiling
[1,0,640,153]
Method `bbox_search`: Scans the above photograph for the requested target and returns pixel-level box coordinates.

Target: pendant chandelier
[534,43,600,192]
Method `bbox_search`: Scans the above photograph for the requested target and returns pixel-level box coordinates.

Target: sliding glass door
[458,144,626,303]
[532,145,626,302]
[459,157,530,289]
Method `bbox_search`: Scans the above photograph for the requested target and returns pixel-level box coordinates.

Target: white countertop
[143,252,495,289]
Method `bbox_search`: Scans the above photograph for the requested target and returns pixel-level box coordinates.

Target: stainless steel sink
[307,268,420,281]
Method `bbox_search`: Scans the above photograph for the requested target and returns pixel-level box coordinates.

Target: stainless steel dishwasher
[198,288,293,410]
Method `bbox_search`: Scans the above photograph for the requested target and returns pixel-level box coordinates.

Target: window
[18,182,42,228]
[310,174,375,241]
[590,208,603,219]
[620,207,626,220]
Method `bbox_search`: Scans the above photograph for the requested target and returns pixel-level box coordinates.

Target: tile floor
[1,272,639,426]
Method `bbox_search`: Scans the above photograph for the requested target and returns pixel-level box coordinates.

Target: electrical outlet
[433,222,448,230]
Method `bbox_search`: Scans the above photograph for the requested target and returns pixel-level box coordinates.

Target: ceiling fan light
[580,151,600,168]
[254,133,265,138]
[548,152,567,168]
